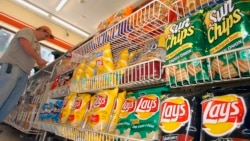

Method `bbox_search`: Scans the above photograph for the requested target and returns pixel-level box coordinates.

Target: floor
[0,123,36,141]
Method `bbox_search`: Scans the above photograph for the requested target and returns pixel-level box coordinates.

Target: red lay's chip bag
[160,93,201,141]
[201,86,250,141]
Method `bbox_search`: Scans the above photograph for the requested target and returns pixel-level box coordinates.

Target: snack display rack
[164,46,250,88]
[8,0,250,141]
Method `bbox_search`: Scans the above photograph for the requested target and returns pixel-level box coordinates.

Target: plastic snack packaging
[88,87,118,132]
[204,0,250,79]
[115,91,139,138]
[80,95,96,129]
[122,34,166,84]
[59,93,77,123]
[108,90,126,133]
[68,94,91,127]
[160,92,201,141]
[130,86,170,140]
[201,86,250,141]
[165,9,209,86]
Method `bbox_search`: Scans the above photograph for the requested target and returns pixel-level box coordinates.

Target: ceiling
[13,0,147,36]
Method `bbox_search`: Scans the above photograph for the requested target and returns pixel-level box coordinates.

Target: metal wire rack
[164,46,250,88]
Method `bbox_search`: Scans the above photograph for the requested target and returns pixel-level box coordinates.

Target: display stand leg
[38,130,47,141]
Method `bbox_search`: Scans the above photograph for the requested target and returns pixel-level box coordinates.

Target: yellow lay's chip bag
[59,93,77,123]
[67,93,91,127]
[80,95,96,130]
[88,87,118,132]
[108,90,126,133]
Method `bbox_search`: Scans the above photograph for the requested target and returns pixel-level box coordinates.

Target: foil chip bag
[160,93,201,141]
[201,86,250,140]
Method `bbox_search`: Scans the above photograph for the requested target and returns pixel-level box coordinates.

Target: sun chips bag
[204,0,250,79]
[165,10,209,86]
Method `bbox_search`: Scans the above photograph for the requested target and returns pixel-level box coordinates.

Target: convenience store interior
[1,0,250,141]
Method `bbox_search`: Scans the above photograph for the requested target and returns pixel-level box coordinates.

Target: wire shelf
[36,122,157,141]
[71,59,165,93]
[72,0,179,56]
[164,46,250,88]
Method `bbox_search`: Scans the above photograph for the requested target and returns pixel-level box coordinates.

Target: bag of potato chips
[130,86,170,140]
[165,10,209,86]
[201,86,250,140]
[204,0,250,79]
[160,93,201,141]
[59,93,77,123]
[88,87,118,132]
[108,90,127,133]
[68,94,91,127]
[115,91,139,138]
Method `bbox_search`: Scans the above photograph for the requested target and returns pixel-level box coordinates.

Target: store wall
[0,0,86,51]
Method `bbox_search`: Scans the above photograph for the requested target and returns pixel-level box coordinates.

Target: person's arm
[18,37,47,68]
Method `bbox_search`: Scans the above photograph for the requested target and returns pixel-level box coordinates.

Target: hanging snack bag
[204,0,250,79]
[165,10,209,86]
[122,35,166,83]
[108,90,127,133]
[59,93,77,123]
[70,59,86,92]
[68,93,91,127]
[51,100,63,123]
[130,86,170,140]
[113,49,129,84]
[115,91,139,138]
[88,87,118,132]
[92,43,115,88]
[80,52,96,91]
[80,95,96,129]
[160,93,201,141]
[201,86,250,140]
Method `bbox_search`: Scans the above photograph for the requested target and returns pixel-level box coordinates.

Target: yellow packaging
[70,60,86,92]
[113,49,129,85]
[59,93,77,123]
[88,87,118,132]
[80,95,96,129]
[67,94,91,127]
[94,43,115,88]
[108,90,126,133]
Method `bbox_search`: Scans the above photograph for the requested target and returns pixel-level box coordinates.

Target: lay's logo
[135,94,159,119]
[120,97,136,118]
[73,99,82,109]
[202,94,246,137]
[160,97,190,133]
[93,95,108,108]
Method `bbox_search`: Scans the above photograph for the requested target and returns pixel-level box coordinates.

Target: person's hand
[37,58,48,68]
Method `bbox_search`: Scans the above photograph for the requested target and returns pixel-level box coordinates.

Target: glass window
[0,28,15,58]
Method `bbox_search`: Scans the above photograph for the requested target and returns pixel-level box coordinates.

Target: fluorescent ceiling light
[51,16,90,37]
[15,0,49,17]
[56,0,68,11]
